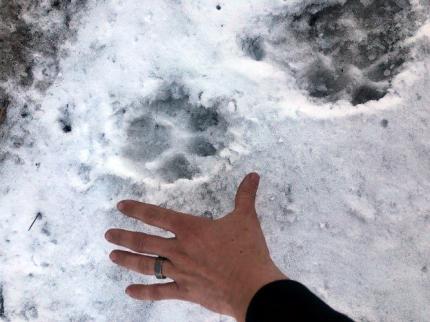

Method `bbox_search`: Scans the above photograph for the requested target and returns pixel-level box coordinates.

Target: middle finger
[105,228,176,258]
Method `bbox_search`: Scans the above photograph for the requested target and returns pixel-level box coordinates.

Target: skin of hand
[105,172,288,321]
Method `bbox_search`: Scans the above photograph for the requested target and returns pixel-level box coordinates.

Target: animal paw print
[241,0,420,105]
[122,85,229,183]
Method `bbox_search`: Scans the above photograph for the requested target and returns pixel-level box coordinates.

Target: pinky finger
[126,282,183,301]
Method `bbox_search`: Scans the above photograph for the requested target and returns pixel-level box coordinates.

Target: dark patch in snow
[61,123,72,133]
[59,104,73,133]
[78,164,91,183]
[189,137,217,157]
[381,119,389,128]
[20,104,30,118]
[125,115,171,161]
[0,0,87,117]
[189,106,220,132]
[243,0,421,105]
[292,0,417,105]
[41,222,51,236]
[351,85,386,106]
[241,36,265,61]
[122,84,230,182]
[0,89,10,126]
[159,154,199,183]
[0,285,5,318]
[21,303,38,320]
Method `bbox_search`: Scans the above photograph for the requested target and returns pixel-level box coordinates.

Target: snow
[1,0,429,321]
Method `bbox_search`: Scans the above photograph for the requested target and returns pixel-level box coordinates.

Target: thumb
[234,172,260,211]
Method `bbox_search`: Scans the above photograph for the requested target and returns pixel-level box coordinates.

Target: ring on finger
[154,256,167,279]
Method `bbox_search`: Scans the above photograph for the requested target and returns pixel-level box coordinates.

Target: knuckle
[133,233,146,252]
[145,211,154,221]
[137,257,149,272]
[164,242,180,257]
[146,209,159,221]
[171,250,191,267]
[175,281,190,298]
[148,287,161,300]
[174,284,185,300]
[173,268,189,283]
[177,231,193,244]
[179,228,202,246]
[164,261,174,275]
[182,283,191,295]
[237,203,254,212]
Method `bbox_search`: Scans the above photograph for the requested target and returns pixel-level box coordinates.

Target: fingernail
[105,231,113,241]
[117,201,125,211]
[110,251,118,262]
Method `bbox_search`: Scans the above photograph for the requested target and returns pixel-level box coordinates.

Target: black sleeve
[245,279,354,322]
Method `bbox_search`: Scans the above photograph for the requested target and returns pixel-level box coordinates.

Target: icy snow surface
[1,0,430,321]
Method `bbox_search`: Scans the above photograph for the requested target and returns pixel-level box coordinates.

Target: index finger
[117,200,186,233]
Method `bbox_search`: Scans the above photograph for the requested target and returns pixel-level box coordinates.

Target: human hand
[105,173,287,321]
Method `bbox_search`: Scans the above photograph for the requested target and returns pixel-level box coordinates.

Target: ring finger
[110,250,178,279]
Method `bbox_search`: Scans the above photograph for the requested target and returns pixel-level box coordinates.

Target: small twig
[28,212,42,231]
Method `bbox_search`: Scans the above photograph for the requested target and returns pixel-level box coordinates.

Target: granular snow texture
[0,0,429,321]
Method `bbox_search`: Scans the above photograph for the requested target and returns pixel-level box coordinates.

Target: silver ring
[154,256,167,279]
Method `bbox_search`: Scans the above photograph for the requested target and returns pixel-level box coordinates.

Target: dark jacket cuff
[245,279,354,322]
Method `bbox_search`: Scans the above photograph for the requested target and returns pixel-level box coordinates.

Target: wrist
[231,266,287,322]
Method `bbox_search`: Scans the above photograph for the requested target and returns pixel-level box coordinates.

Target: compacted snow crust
[1,0,430,321]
